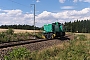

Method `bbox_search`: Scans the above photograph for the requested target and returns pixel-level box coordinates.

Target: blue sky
[0,0,90,13]
[0,0,90,27]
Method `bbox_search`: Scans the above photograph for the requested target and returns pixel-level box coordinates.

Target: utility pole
[31,4,36,39]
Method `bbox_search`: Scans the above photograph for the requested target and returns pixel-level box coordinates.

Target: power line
[8,0,30,8]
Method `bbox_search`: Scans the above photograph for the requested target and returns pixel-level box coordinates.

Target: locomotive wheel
[46,33,54,39]
[44,33,54,39]
[46,33,51,39]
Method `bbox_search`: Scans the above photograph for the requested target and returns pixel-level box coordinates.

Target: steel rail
[0,39,48,49]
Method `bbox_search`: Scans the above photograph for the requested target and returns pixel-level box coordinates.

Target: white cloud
[59,0,90,3]
[0,9,1,11]
[36,0,40,2]
[0,8,90,27]
[3,9,22,17]
[61,6,74,9]
[73,0,90,3]
[83,0,90,3]
[73,0,78,2]
[59,0,65,3]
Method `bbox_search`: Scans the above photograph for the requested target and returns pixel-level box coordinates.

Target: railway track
[0,39,48,49]
[0,34,72,49]
[0,34,73,60]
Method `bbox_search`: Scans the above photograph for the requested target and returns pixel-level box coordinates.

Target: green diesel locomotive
[43,22,65,39]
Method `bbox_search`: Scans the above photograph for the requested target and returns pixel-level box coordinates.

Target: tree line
[0,24,41,30]
[64,19,90,33]
[1,19,90,33]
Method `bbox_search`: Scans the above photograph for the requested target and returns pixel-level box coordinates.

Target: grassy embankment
[0,29,43,43]
[4,33,90,60]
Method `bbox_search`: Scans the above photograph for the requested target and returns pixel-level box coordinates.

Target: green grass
[0,29,43,43]
[4,47,30,60]
[4,34,90,60]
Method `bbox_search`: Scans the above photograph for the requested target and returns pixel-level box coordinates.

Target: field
[0,29,43,43]
[0,29,89,60]
[74,33,90,39]
[3,32,90,60]
[0,29,42,33]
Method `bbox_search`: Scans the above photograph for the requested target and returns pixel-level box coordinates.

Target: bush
[0,29,37,43]
[57,34,89,60]
[4,47,30,60]
[75,34,87,41]
[35,32,43,39]
[6,28,14,35]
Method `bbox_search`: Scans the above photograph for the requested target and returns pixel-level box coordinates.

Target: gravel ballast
[0,34,73,60]
[0,39,69,59]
